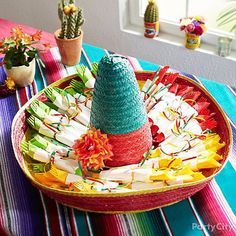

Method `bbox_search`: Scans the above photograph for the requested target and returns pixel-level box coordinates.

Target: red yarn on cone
[105,121,152,167]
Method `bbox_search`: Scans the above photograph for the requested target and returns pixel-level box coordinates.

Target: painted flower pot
[54,29,83,66]
[4,58,36,87]
[144,22,159,38]
[185,33,201,49]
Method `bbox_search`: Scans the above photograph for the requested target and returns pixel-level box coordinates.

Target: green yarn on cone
[90,54,148,134]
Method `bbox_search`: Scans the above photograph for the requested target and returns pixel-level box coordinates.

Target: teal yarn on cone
[90,54,148,134]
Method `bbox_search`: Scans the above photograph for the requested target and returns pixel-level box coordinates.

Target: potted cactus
[144,0,159,38]
[55,0,85,66]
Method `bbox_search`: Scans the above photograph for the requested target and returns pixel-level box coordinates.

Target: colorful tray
[11,71,232,213]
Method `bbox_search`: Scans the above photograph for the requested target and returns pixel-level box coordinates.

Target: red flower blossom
[186,23,195,33]
[73,128,113,171]
[194,25,204,36]
[149,118,165,148]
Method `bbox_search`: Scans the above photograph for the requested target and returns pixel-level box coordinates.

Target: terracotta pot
[4,58,36,87]
[144,21,159,38]
[185,33,201,49]
[54,29,83,66]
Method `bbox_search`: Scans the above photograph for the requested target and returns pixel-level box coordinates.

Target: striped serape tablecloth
[0,20,236,236]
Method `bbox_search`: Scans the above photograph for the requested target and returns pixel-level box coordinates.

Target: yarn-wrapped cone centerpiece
[90,54,152,167]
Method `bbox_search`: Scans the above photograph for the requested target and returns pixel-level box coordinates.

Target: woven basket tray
[11,71,232,213]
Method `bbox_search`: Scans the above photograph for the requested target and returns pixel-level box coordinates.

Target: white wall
[0,0,235,86]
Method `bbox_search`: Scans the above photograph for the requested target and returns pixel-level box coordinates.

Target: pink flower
[194,25,204,36]
[186,24,195,33]
[180,25,186,31]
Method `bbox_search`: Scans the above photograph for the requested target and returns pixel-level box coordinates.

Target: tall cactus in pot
[55,0,85,66]
[144,0,159,38]
[58,0,84,39]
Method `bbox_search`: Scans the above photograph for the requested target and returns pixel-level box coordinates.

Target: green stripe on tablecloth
[163,199,204,236]
[131,211,170,236]
[83,43,107,63]
[215,162,236,213]
[73,210,90,236]
[200,78,236,124]
[35,61,45,91]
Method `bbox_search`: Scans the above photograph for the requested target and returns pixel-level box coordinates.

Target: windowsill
[122,23,236,62]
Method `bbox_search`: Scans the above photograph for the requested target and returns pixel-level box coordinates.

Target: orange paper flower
[73,128,113,171]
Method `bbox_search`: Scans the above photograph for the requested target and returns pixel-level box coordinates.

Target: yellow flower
[5,77,16,90]
[63,6,71,15]
[69,4,77,13]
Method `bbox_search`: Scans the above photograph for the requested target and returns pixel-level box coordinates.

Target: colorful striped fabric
[0,20,236,236]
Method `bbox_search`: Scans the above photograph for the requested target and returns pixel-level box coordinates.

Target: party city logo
[192,223,233,232]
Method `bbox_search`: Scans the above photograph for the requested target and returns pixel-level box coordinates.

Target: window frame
[129,0,236,50]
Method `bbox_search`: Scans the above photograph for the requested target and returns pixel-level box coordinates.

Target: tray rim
[11,73,233,198]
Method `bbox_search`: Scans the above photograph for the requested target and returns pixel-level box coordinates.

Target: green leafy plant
[144,0,159,23]
[217,2,236,34]
[0,26,50,69]
[58,0,85,39]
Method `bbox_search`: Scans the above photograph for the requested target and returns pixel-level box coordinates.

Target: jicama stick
[34,165,119,192]
[93,158,160,183]
[29,100,87,138]
[30,134,76,159]
[21,141,79,174]
[131,181,165,190]
[27,115,76,147]
[55,87,92,109]
[44,87,90,126]
[76,64,96,88]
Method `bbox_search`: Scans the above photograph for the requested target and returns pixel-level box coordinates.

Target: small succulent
[144,0,159,23]
[0,26,49,69]
[58,0,85,39]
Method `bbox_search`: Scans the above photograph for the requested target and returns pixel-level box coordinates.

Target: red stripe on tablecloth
[18,88,28,106]
[40,51,62,84]
[43,196,63,236]
[68,209,78,236]
[0,226,9,236]
[90,214,121,235]
[32,80,38,94]
[193,184,235,235]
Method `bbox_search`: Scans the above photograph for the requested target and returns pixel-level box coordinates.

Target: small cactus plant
[144,0,159,38]
[144,0,159,23]
[58,0,84,39]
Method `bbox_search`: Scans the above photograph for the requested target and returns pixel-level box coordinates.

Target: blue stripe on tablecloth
[83,43,107,63]
[163,201,205,236]
[214,123,236,214]
[0,81,46,236]
[137,59,159,71]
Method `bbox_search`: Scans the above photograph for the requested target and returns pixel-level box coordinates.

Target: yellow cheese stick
[166,172,205,185]
[184,157,221,171]
[150,170,175,181]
